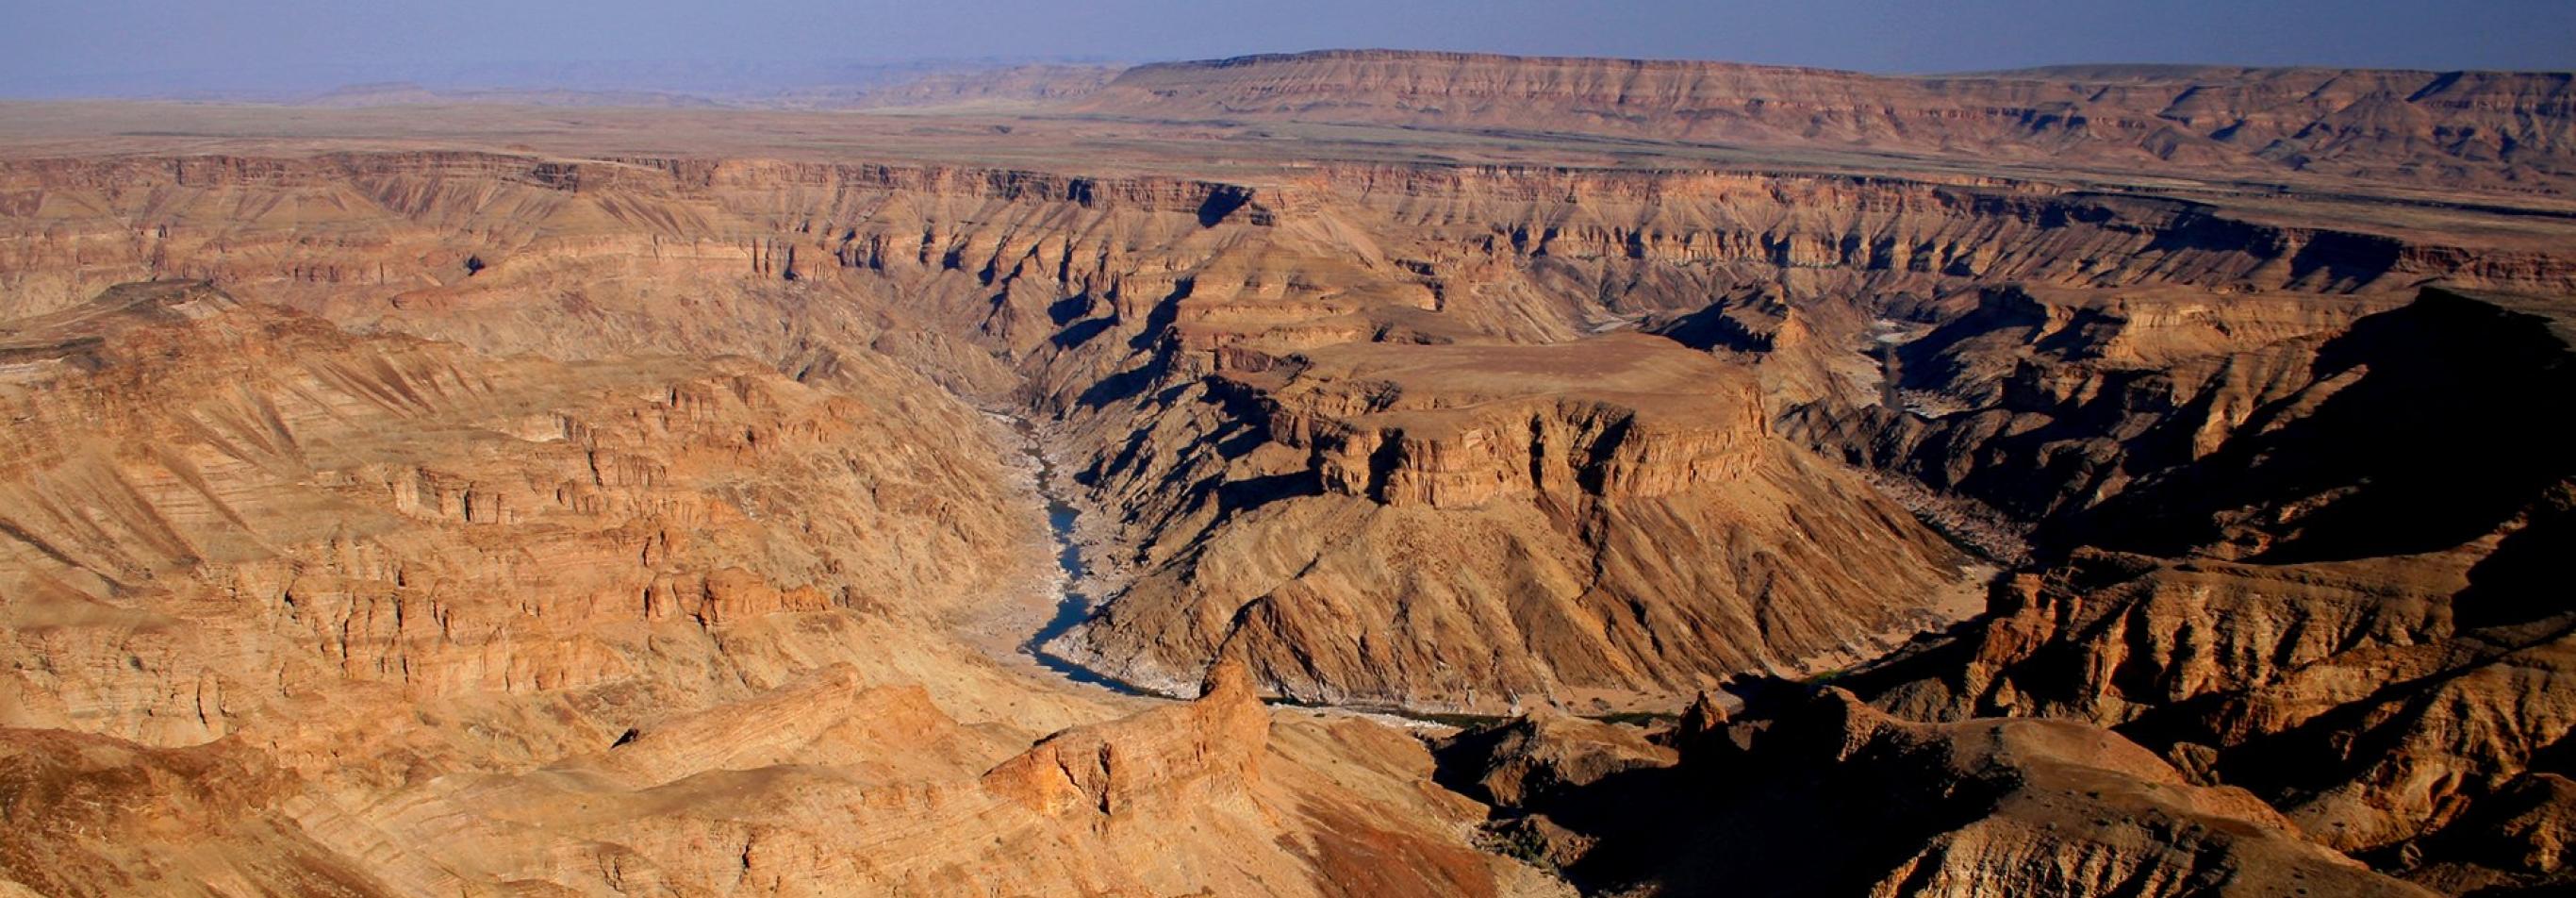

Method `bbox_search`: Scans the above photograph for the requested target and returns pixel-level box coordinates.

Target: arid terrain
[2,50,2574,896]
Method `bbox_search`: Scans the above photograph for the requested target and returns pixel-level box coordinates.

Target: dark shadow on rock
[1197,186,1254,227]
[1049,317,1115,351]
[1047,292,1096,326]
[2454,495,2576,630]
[2061,289,2576,563]
[1126,278,1191,352]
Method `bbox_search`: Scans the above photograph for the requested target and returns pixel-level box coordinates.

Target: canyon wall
[1058,334,1967,712]
[5,150,2573,715]
[1831,287,2576,894]
[0,280,1534,896]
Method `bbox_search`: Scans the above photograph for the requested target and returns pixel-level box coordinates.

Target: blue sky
[4,0,2569,97]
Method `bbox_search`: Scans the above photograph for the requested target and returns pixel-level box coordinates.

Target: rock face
[1430,711,1678,875]
[0,728,399,897]
[2068,289,2576,561]
[0,280,1038,745]
[1841,288,2576,892]
[1790,283,2408,529]
[1087,50,2576,196]
[1262,336,1772,508]
[1805,287,2572,561]
[1845,526,2576,892]
[1060,333,1973,712]
[1434,711,1677,810]
[983,658,1269,817]
[1700,690,2438,898]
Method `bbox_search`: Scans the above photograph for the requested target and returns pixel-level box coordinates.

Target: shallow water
[1014,420,1148,693]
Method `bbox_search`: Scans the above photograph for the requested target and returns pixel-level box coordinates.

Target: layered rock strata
[1057,333,1972,712]
[0,282,1527,896]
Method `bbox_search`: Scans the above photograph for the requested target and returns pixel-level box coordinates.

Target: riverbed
[1013,419,1139,692]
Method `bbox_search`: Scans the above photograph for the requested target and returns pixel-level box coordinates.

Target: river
[1012,418,1148,693]
[1003,417,1654,730]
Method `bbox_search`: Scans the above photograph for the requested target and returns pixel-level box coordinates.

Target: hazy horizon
[4,0,2572,100]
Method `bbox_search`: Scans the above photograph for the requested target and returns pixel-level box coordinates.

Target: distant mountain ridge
[1082,49,2576,195]
[45,48,2576,197]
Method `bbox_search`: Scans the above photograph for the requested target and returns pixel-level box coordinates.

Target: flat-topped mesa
[1230,334,1769,508]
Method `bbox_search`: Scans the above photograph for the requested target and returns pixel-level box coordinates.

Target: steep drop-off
[1789,283,2407,530]
[1057,333,1971,712]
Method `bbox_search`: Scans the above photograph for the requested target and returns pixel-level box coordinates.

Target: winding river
[1005,418,1633,729]
[1013,420,1147,693]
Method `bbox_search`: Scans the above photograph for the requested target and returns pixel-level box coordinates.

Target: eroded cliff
[1836,288,2576,893]
[0,282,1531,897]
[1056,333,1973,713]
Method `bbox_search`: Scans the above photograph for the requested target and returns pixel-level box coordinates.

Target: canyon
[0,49,2572,896]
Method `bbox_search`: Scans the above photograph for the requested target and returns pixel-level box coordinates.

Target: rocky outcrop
[1720,690,2436,898]
[2067,288,2576,561]
[1434,711,1677,810]
[1795,285,2576,561]
[1250,335,1771,508]
[0,282,1049,745]
[983,658,1268,816]
[1847,516,2576,887]
[1429,711,1678,876]
[0,728,399,897]
[1807,707,2436,898]
[1790,284,2405,527]
[2407,772,2576,895]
